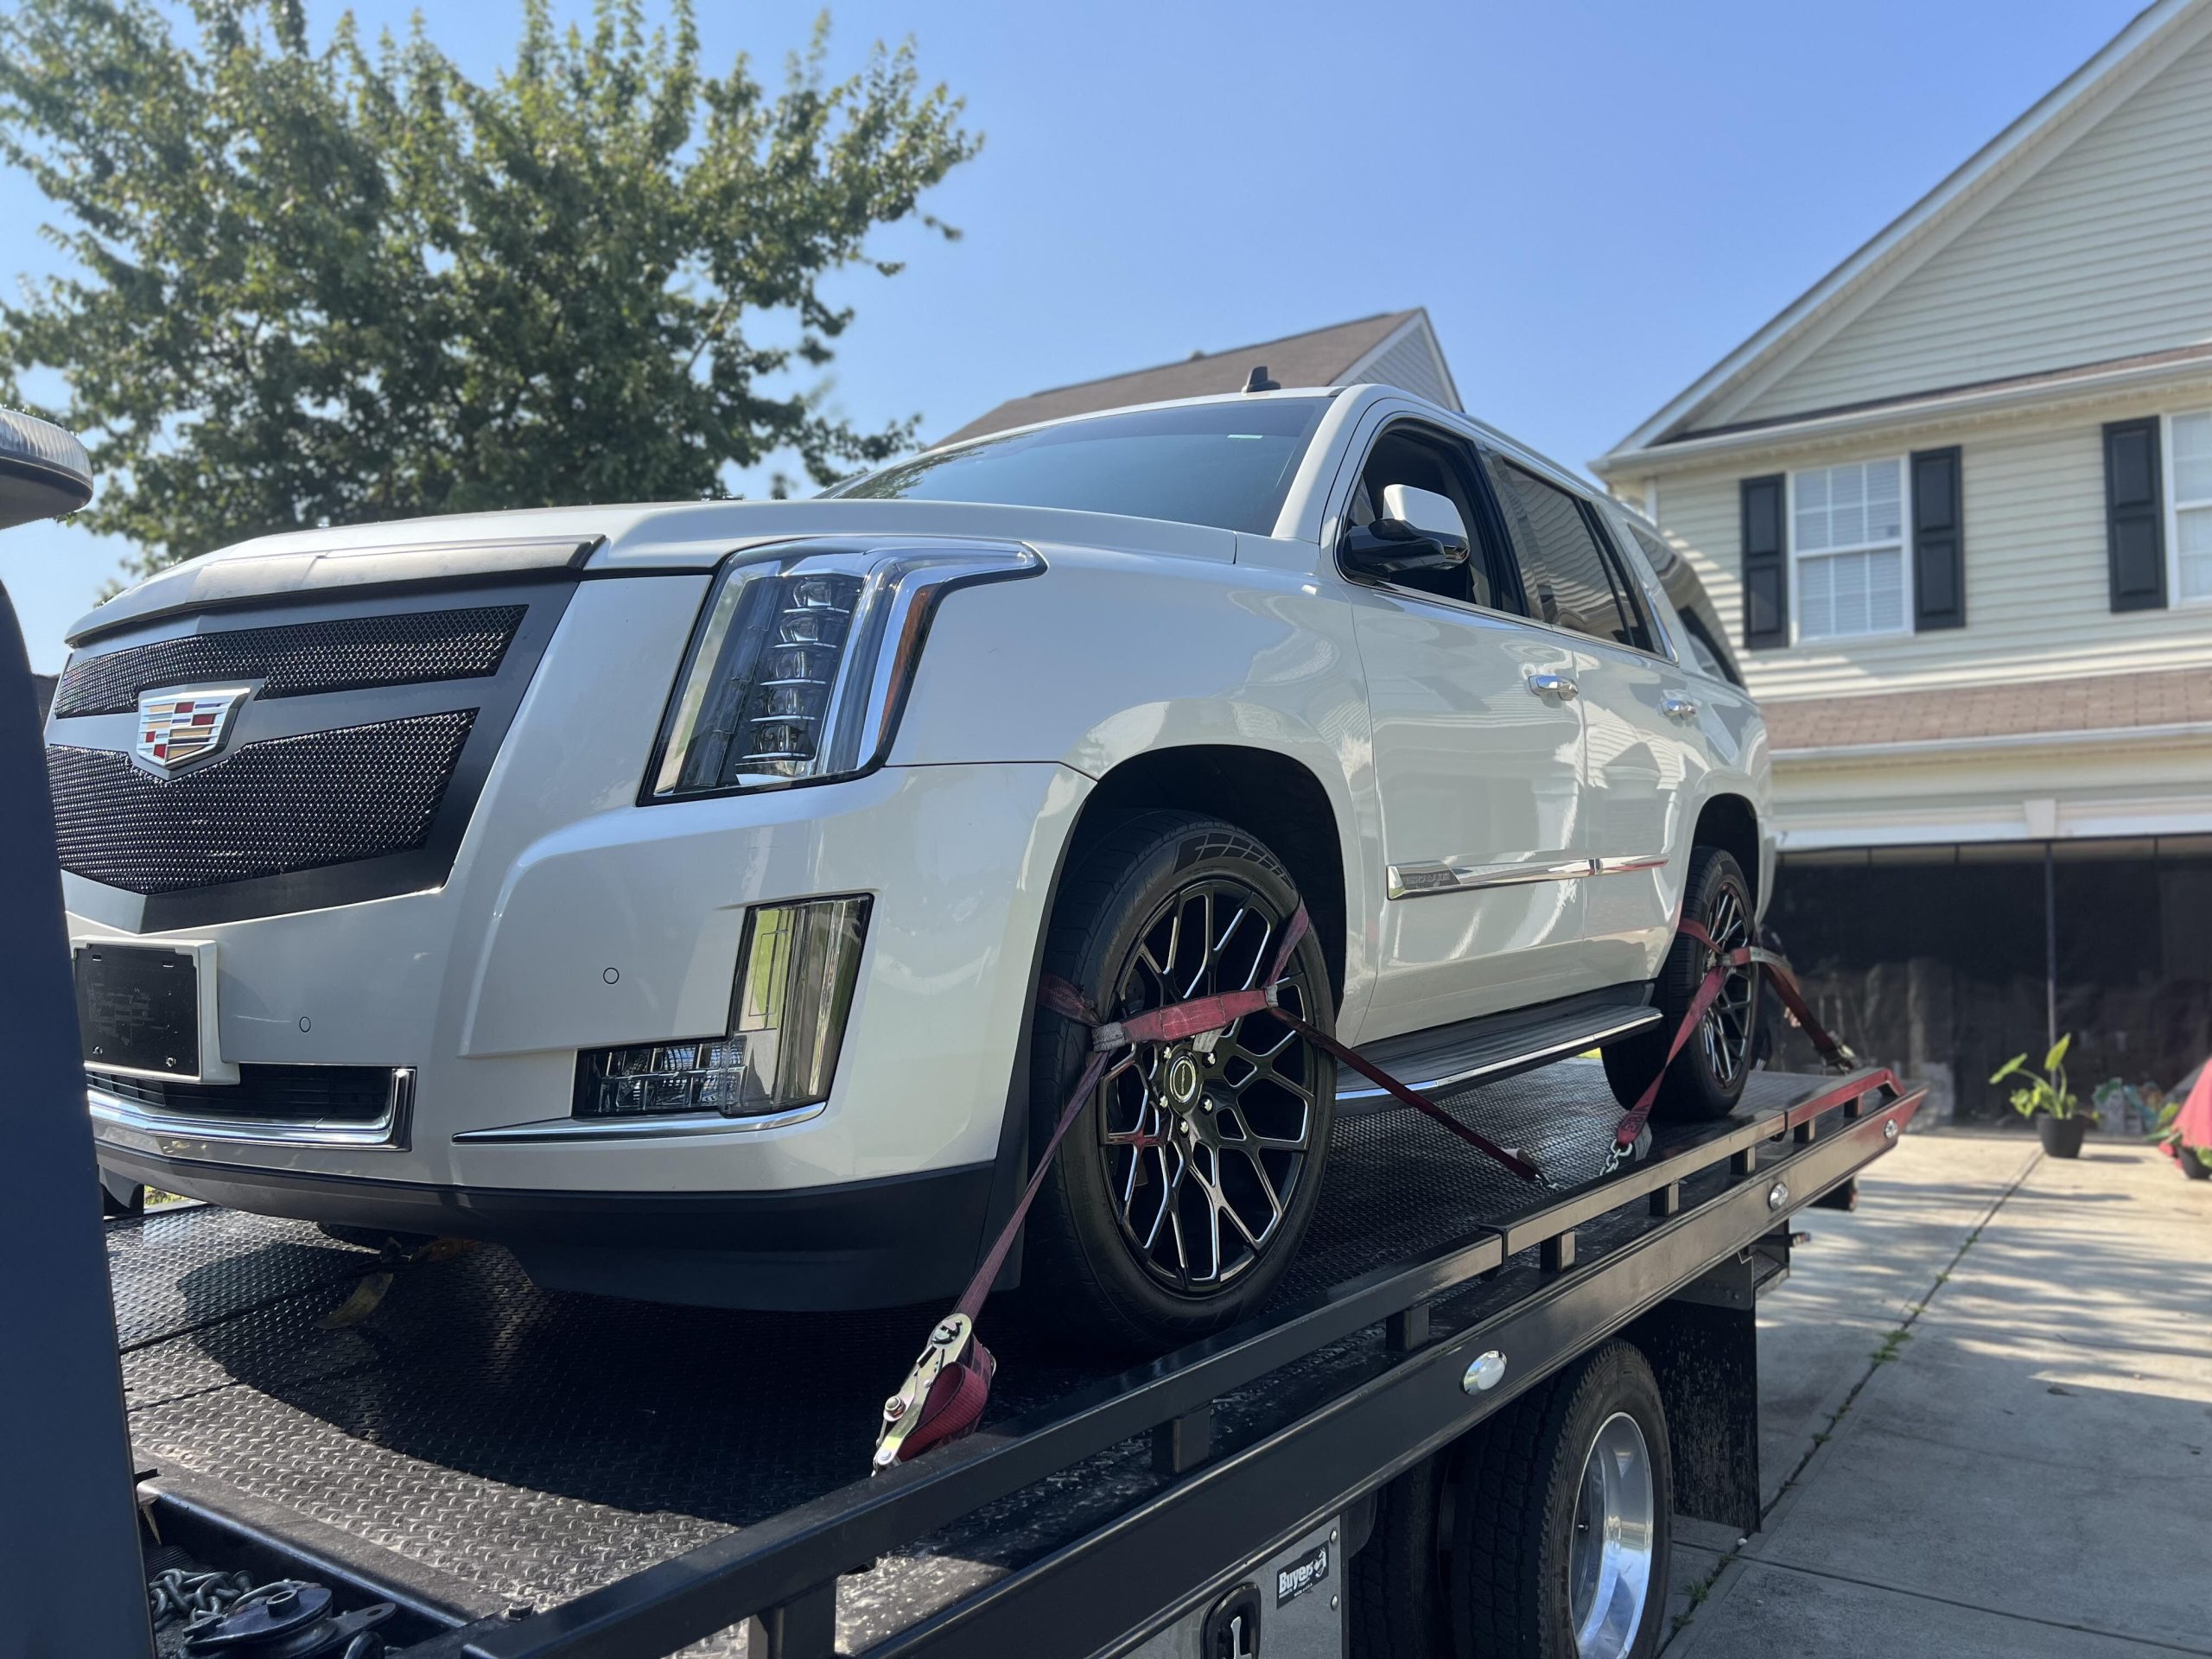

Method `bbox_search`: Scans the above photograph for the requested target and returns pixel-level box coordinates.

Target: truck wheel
[1348,1455,1450,1657]
[1448,1339,1672,1659]
[1602,845,1758,1123]
[1025,810,1336,1351]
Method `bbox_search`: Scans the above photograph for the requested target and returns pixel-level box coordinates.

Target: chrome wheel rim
[1568,1411,1656,1658]
[1097,877,1318,1292]
[1698,883,1755,1089]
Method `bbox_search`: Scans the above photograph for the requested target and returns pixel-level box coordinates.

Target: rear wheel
[1347,1456,1450,1657]
[1603,845,1759,1123]
[1024,810,1336,1351]
[1447,1340,1673,1659]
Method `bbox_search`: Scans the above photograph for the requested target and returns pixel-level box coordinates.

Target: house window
[2171,410,2212,604]
[1791,459,1907,640]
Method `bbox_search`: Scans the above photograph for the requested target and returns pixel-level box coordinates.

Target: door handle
[1527,672,1579,701]
[1662,694,1700,721]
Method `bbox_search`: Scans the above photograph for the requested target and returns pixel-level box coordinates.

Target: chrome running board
[1336,990,1659,1111]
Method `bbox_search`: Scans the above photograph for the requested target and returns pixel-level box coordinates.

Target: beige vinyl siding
[1648,381,2212,701]
[1346,321,1459,410]
[1726,24,2212,426]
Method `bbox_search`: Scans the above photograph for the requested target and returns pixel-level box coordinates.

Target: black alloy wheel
[1100,874,1322,1294]
[1603,845,1760,1124]
[1695,878,1756,1093]
[1025,810,1337,1351]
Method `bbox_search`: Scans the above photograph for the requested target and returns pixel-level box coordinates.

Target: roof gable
[1605,0,2212,462]
[941,309,1455,444]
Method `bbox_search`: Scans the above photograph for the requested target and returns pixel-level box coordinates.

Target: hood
[67,498,1242,645]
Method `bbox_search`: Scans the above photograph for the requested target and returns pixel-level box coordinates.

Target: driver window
[1351,426,1512,610]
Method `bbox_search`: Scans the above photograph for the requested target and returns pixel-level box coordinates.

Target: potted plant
[1992,1036,2095,1158]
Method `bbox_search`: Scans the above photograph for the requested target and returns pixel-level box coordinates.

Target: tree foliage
[0,0,978,575]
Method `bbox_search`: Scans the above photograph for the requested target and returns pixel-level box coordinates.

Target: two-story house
[1596,0,2212,1117]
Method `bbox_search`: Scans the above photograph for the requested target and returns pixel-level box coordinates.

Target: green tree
[0,0,978,577]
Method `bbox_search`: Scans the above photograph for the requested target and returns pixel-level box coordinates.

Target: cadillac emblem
[137,686,251,772]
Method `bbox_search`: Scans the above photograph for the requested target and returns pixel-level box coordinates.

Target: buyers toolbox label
[1275,1538,1329,1605]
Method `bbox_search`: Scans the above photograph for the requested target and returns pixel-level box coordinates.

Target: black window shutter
[1739,474,1787,649]
[2104,418,2167,612]
[1911,446,1965,631]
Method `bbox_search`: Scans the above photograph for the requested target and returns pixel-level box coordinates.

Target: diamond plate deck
[112,1063,1824,1654]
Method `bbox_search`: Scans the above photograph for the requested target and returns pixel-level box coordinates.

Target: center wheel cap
[1165,1050,1205,1110]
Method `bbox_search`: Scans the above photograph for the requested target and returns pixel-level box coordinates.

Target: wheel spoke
[1238,1147,1287,1223]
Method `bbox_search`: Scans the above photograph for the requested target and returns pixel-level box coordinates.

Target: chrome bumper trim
[451,1102,827,1144]
[86,1067,413,1151]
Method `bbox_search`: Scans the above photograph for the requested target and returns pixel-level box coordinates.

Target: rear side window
[1624,521,1745,687]
[1483,458,1647,650]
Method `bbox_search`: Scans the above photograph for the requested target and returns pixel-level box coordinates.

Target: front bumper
[95,1142,995,1309]
[79,753,1088,1208]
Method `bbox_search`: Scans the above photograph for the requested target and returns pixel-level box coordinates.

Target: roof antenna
[1243,365,1280,393]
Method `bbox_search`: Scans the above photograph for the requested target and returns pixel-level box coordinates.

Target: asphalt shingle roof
[1764,667,2212,752]
[939,311,1420,444]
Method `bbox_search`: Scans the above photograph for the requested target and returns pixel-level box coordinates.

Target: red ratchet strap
[1610,916,1858,1154]
[874,899,1544,1470]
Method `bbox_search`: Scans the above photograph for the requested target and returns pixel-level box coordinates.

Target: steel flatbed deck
[110,1057,1921,1658]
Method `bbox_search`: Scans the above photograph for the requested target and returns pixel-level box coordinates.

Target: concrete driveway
[1662,1130,2212,1656]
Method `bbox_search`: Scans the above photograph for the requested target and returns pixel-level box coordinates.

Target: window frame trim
[1787,455,1915,645]
[1327,413,1535,626]
[2163,407,2212,610]
[1313,397,1681,667]
[1484,452,1671,663]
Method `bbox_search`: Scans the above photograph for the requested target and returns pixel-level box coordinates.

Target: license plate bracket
[73,939,233,1083]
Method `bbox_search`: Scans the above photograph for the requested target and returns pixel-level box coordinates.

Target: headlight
[646,537,1042,798]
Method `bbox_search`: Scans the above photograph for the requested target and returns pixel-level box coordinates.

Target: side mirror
[1342,484,1471,581]
[0,409,93,532]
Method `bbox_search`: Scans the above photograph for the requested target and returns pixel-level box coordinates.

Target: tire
[1447,1340,1673,1659]
[1348,1456,1450,1658]
[1023,810,1336,1351]
[1603,845,1759,1123]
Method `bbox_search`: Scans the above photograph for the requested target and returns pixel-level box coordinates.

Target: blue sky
[1,0,2145,671]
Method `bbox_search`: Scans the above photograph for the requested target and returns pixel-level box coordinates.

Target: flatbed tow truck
[2,605,1920,1659]
[106,1059,1915,1659]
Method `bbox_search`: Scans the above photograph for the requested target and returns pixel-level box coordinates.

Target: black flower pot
[2037,1115,2088,1158]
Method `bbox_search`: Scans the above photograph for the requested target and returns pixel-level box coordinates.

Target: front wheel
[1603,845,1759,1123]
[1023,810,1336,1351]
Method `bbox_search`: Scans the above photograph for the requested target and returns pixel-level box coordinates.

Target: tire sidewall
[1662,848,1760,1114]
[1446,1340,1675,1659]
[1540,1353,1674,1659]
[1032,815,1336,1343]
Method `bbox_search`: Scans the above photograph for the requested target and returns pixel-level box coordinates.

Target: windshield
[826,398,1330,534]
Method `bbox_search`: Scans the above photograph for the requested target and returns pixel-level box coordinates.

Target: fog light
[575,896,870,1119]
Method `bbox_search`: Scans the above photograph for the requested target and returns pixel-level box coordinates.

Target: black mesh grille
[53,606,525,717]
[48,711,475,894]
[88,1065,397,1124]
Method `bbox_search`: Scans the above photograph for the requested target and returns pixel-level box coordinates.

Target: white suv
[53,386,1767,1346]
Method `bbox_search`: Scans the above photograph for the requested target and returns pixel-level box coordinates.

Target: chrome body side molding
[1387,854,1667,899]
